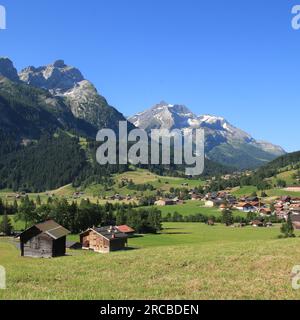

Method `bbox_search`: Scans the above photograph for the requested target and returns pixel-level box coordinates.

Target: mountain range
[128,102,285,169]
[0,57,287,190]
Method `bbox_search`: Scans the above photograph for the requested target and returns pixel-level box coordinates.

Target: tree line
[0,196,162,235]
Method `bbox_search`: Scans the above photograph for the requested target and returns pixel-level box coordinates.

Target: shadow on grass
[130,235,144,239]
[124,246,141,251]
[161,232,192,235]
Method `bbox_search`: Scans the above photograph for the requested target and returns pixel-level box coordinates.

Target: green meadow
[231,186,300,198]
[1,223,300,300]
[147,200,221,218]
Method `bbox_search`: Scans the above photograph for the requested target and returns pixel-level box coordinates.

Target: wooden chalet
[235,202,254,212]
[259,208,272,216]
[80,226,128,253]
[19,220,70,258]
[154,199,175,206]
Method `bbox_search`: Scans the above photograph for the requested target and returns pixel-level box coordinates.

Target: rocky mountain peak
[17,59,129,130]
[53,59,66,68]
[19,60,84,93]
[0,57,20,82]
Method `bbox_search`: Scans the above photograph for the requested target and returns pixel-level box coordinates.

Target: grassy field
[267,169,298,186]
[1,223,300,300]
[149,200,224,218]
[231,186,300,198]
[147,200,249,218]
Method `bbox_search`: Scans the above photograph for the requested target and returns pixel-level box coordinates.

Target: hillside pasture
[1,223,300,300]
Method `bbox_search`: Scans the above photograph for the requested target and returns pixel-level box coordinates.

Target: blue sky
[0,0,300,151]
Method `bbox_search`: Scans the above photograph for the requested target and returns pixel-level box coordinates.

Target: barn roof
[117,225,135,233]
[81,226,128,241]
[35,220,70,239]
[94,226,128,240]
[20,220,70,241]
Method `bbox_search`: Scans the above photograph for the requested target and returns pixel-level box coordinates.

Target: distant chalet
[19,220,70,258]
[80,226,128,253]
[155,199,176,206]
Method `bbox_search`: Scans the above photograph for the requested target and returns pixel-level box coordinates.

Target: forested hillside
[256,151,300,177]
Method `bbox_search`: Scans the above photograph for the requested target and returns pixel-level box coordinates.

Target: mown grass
[231,186,300,198]
[267,169,298,186]
[1,223,300,300]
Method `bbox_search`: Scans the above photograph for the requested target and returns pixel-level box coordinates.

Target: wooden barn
[19,220,70,258]
[80,226,128,253]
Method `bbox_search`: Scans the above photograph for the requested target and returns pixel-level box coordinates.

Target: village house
[259,208,272,216]
[154,199,175,206]
[290,204,300,215]
[291,214,300,230]
[251,220,264,227]
[235,202,255,213]
[221,174,232,181]
[281,196,291,203]
[116,225,135,236]
[291,197,300,204]
[249,201,265,209]
[275,209,289,220]
[226,195,237,205]
[273,197,299,220]
[80,226,128,253]
[219,203,228,212]
[19,220,70,258]
[191,193,201,201]
[205,200,216,207]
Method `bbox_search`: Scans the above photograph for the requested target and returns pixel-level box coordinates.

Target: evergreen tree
[0,198,4,215]
[12,199,18,214]
[36,195,41,206]
[0,213,13,236]
[221,210,233,226]
[15,195,36,228]
[280,214,295,238]
[116,208,127,226]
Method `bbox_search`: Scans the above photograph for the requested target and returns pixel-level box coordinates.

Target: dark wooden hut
[19,220,70,258]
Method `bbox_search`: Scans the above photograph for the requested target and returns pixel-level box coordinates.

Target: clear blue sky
[0,0,299,152]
